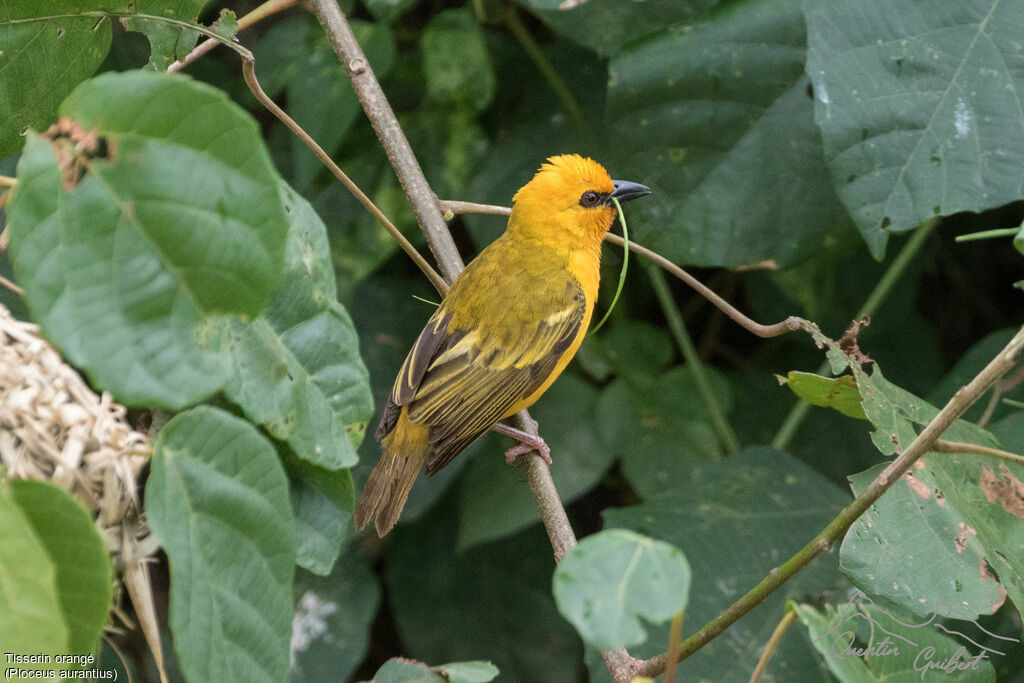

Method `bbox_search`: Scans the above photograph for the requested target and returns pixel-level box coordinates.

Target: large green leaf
[796,600,997,682]
[7,71,287,408]
[600,447,849,680]
[553,529,691,649]
[0,1,112,159]
[286,454,356,576]
[607,0,855,268]
[386,497,581,683]
[217,185,372,471]
[9,479,112,658]
[518,0,728,59]
[255,17,395,190]
[805,0,1024,257]
[597,366,732,499]
[794,326,1024,621]
[0,481,69,670]
[146,406,295,683]
[290,552,380,682]
[456,375,614,550]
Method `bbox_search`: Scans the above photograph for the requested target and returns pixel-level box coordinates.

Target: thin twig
[0,175,16,188]
[167,0,298,73]
[437,199,510,218]
[634,325,1024,679]
[932,439,1024,466]
[0,274,22,295]
[0,226,9,253]
[749,608,798,682]
[241,60,448,295]
[979,365,1024,428]
[665,610,684,683]
[309,0,465,283]
[771,221,936,450]
[440,200,806,339]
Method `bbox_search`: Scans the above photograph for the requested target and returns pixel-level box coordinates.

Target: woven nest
[0,303,164,672]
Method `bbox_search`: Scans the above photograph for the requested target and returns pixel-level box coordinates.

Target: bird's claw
[504,437,552,467]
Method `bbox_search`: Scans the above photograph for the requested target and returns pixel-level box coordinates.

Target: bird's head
[509,154,650,243]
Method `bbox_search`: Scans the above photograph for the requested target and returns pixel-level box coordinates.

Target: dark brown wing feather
[376,280,585,476]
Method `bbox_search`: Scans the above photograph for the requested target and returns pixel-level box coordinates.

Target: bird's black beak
[608,179,651,204]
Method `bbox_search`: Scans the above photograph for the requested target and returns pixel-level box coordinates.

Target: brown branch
[309,0,464,283]
[301,5,647,679]
[932,439,1024,466]
[633,324,1024,679]
[439,199,805,339]
[167,0,298,73]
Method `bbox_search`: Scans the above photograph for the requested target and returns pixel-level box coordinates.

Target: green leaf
[597,366,732,498]
[795,600,997,682]
[0,1,112,159]
[600,447,850,680]
[421,8,495,112]
[217,185,373,470]
[0,480,69,668]
[553,529,690,649]
[367,658,497,683]
[842,448,1024,622]
[146,406,296,683]
[780,371,868,419]
[608,0,855,268]
[211,8,238,41]
[255,17,395,190]
[291,552,381,682]
[9,479,112,657]
[386,498,581,683]
[518,0,727,59]
[122,0,208,71]
[7,71,288,408]
[577,320,675,382]
[287,455,356,575]
[805,0,1024,257]
[456,375,614,550]
[434,661,500,683]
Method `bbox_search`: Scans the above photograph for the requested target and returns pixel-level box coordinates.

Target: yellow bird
[355,154,651,537]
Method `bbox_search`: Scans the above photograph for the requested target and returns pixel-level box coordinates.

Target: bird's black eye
[579,190,602,207]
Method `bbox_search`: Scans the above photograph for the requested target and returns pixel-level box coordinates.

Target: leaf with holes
[553,529,691,650]
[805,0,1024,257]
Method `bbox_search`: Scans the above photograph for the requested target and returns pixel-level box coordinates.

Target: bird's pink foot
[492,422,552,467]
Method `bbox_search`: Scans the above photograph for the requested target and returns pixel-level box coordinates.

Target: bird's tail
[354,408,429,537]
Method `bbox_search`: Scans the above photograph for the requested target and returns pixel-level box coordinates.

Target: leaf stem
[749,608,797,682]
[634,324,1024,679]
[771,221,936,450]
[954,227,1019,242]
[932,439,1024,466]
[664,609,684,683]
[0,176,16,188]
[647,264,741,455]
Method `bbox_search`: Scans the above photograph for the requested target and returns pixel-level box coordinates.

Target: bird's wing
[377,279,586,476]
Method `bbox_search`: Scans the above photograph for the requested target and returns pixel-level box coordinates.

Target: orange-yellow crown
[513,154,615,205]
